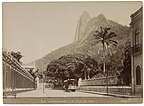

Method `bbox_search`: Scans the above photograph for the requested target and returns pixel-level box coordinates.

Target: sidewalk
[6,88,111,98]
[6,89,47,98]
[17,89,47,97]
[78,90,140,98]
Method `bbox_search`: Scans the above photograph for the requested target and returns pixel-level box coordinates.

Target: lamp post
[14,68,16,98]
[84,65,87,80]
[42,72,45,94]
[106,68,108,95]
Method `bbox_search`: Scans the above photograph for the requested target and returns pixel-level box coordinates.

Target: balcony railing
[132,44,142,55]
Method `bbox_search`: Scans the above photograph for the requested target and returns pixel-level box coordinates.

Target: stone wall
[80,76,118,86]
[78,86,131,95]
[78,77,132,95]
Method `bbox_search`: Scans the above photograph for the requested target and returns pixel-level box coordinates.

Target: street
[15,88,110,97]
[4,89,143,104]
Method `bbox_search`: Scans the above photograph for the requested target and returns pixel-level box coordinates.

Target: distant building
[22,62,40,89]
[130,7,143,96]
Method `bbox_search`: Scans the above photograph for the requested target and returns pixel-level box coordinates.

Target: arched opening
[136,65,141,85]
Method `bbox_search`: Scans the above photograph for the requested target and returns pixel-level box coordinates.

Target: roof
[130,6,143,18]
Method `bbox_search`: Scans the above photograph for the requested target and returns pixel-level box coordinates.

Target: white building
[130,7,143,96]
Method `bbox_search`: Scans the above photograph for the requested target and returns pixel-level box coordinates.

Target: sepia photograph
[2,1,143,104]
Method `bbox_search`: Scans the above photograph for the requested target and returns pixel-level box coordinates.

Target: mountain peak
[80,11,91,19]
[96,14,106,21]
[74,11,91,41]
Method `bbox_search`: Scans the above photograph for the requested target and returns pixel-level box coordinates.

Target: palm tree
[92,27,118,95]
[92,27,118,73]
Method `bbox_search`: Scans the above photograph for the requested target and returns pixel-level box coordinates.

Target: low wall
[78,77,132,95]
[78,86,131,95]
[80,76,118,86]
[135,86,143,96]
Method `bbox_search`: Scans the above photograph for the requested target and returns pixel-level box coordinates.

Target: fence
[3,52,37,96]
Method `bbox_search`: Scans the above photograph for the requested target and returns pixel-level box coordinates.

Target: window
[135,28,140,45]
[136,65,141,85]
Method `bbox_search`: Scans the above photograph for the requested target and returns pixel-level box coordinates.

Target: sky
[3,2,142,63]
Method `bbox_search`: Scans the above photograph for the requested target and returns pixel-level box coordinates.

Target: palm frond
[105,41,109,46]
[95,31,103,37]
[91,40,102,46]
[109,39,118,44]
[92,27,118,48]
[103,28,108,36]
[105,32,117,39]
[106,27,111,30]
[103,27,111,36]
[108,39,118,47]
[93,33,102,39]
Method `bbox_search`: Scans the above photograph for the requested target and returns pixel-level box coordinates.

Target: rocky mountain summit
[34,12,131,72]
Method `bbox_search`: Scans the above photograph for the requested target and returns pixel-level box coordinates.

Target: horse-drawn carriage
[64,79,77,92]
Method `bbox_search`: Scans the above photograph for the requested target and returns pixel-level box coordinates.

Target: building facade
[130,7,143,96]
[3,51,37,96]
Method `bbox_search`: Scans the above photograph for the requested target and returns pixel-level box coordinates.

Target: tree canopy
[11,51,23,62]
[45,54,99,81]
[119,45,131,85]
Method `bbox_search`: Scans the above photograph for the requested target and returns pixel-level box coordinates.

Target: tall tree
[119,45,131,85]
[46,54,98,81]
[92,27,118,73]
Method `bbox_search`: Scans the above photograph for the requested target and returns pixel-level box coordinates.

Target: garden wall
[78,77,132,95]
[80,76,118,86]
